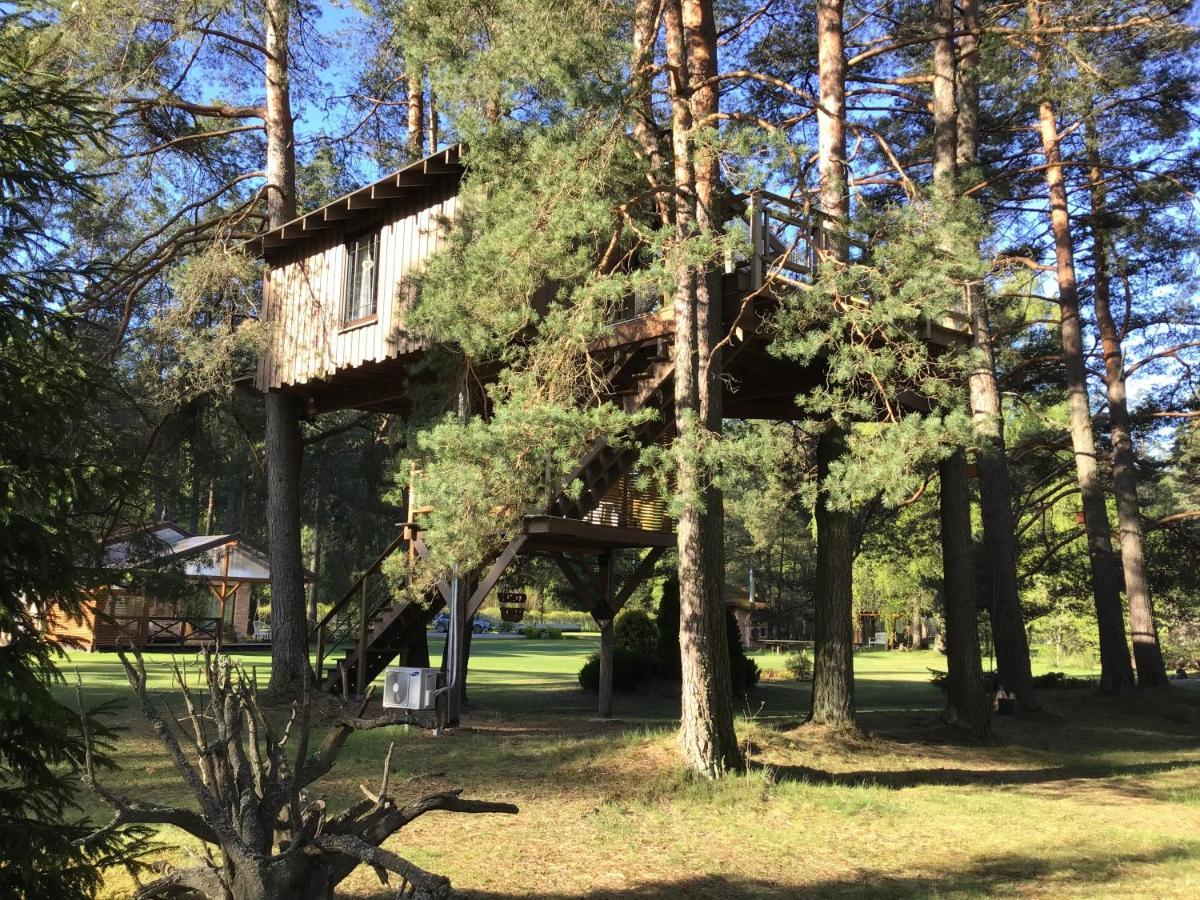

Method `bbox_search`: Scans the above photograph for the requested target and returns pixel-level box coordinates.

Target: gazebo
[45,523,310,651]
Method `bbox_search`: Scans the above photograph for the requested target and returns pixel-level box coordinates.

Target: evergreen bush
[577,648,655,693]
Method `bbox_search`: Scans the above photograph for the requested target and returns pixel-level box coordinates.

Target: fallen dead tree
[78,647,517,898]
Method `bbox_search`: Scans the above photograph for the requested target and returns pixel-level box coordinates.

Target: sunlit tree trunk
[932,0,988,735]
[406,70,424,162]
[808,0,856,729]
[264,0,309,700]
[956,0,1036,709]
[1086,135,1168,687]
[1028,1,1134,694]
[664,0,742,775]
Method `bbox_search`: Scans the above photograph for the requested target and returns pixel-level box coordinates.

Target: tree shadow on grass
[353,844,1200,899]
[770,755,1200,791]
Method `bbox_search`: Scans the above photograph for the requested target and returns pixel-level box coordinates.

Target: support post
[445,572,464,726]
[357,578,368,699]
[598,619,614,718]
[596,549,617,718]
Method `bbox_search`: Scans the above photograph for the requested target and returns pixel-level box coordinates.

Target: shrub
[614,608,658,661]
[657,577,681,678]
[520,624,564,639]
[649,578,758,692]
[578,647,654,693]
[477,606,601,632]
[1031,670,1093,689]
[727,610,760,693]
[784,650,812,681]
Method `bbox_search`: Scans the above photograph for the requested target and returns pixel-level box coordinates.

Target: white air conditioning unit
[383,667,439,711]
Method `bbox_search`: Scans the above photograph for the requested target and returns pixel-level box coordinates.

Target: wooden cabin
[249,146,463,415]
[726,594,772,648]
[44,523,303,651]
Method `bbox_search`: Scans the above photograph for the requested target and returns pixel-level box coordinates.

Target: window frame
[341,229,381,328]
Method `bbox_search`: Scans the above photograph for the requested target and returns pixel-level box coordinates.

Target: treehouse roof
[245,144,465,259]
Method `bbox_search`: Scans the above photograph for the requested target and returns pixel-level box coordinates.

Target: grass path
[57,639,1200,898]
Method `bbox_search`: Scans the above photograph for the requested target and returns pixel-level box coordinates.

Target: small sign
[499,592,527,623]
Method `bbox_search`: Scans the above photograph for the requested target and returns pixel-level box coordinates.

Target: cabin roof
[245,144,465,258]
[103,522,315,584]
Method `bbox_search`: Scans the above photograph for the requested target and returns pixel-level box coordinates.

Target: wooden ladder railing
[310,530,408,692]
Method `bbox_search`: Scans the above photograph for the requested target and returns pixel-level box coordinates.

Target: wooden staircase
[311,340,677,695]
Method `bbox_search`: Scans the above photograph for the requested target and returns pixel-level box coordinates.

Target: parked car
[431,613,492,634]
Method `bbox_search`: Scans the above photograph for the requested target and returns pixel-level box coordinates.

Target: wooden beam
[301,214,335,231]
[346,193,387,210]
[521,515,676,549]
[465,535,528,617]
[422,159,459,175]
[410,536,455,607]
[322,205,356,222]
[612,546,667,612]
[370,183,413,200]
[548,552,602,611]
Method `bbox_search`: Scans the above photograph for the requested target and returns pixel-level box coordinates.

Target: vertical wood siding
[255,183,458,391]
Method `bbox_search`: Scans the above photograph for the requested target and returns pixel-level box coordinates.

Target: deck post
[598,619,614,718]
[749,193,763,290]
[357,578,368,698]
[597,549,617,718]
[446,572,464,725]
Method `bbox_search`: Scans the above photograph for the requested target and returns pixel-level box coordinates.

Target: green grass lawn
[56,638,1200,899]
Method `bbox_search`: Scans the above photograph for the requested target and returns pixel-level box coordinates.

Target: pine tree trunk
[263,0,308,700]
[406,71,424,162]
[807,0,857,730]
[956,0,1036,708]
[1086,140,1168,687]
[1028,2,1134,693]
[266,393,308,695]
[810,428,856,726]
[931,0,989,732]
[939,450,991,735]
[665,0,742,776]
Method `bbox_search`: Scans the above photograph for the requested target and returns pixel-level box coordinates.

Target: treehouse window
[342,232,380,324]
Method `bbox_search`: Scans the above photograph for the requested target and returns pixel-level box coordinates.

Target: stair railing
[311,531,407,688]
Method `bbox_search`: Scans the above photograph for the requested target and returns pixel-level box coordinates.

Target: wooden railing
[311,531,408,690]
[581,470,671,532]
[112,615,222,647]
[741,191,869,292]
[741,191,971,330]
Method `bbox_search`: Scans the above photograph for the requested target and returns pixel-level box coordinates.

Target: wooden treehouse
[247,145,970,699]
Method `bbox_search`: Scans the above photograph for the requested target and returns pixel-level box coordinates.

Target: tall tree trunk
[1086,137,1168,687]
[810,428,855,725]
[263,0,308,699]
[939,450,991,735]
[406,71,424,162]
[665,0,742,776]
[1028,1,1134,694]
[956,0,1036,708]
[932,0,988,735]
[808,0,857,729]
[427,89,438,156]
[632,0,671,227]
